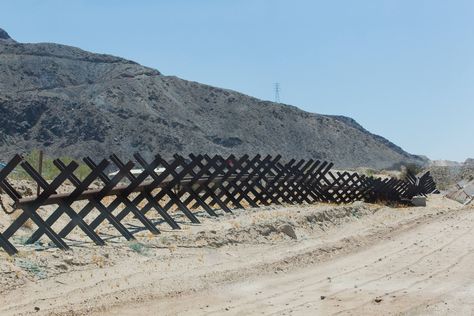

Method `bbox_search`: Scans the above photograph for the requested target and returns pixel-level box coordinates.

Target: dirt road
[105,200,474,315]
[1,196,472,315]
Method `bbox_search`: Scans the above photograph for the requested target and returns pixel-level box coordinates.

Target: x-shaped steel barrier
[0,153,438,255]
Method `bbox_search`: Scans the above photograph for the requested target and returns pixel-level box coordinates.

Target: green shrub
[364,168,377,177]
[128,241,149,254]
[400,163,423,180]
[12,150,91,181]
[15,258,47,279]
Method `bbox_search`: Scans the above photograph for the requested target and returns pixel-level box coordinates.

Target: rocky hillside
[427,159,474,190]
[0,28,427,169]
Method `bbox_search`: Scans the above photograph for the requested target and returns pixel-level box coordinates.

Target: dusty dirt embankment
[0,195,469,315]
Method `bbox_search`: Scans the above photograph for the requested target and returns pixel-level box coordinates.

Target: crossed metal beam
[0,153,437,255]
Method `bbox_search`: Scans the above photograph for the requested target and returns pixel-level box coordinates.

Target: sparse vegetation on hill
[0,28,427,169]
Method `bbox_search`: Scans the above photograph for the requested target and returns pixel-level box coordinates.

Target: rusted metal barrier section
[0,153,437,255]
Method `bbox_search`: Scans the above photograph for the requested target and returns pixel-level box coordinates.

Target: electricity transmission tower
[274,82,281,103]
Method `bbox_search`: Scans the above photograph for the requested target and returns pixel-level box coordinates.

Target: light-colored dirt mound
[0,194,466,315]
[0,201,381,293]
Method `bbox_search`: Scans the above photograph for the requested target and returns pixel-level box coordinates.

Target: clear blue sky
[1,0,473,161]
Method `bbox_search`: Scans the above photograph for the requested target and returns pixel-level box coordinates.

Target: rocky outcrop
[0,28,13,41]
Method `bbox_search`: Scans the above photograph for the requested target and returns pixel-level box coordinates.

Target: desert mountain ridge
[0,28,427,169]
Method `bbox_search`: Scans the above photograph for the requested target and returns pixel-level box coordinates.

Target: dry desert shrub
[91,255,105,268]
[128,241,149,255]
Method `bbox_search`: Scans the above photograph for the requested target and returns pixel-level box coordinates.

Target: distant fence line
[0,153,437,255]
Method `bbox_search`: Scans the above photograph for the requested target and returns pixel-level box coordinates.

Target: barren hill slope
[0,28,426,168]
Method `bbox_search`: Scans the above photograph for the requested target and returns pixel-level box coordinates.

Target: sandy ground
[0,194,471,315]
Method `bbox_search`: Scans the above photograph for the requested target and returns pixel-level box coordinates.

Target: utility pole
[37,150,43,196]
[274,82,281,103]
